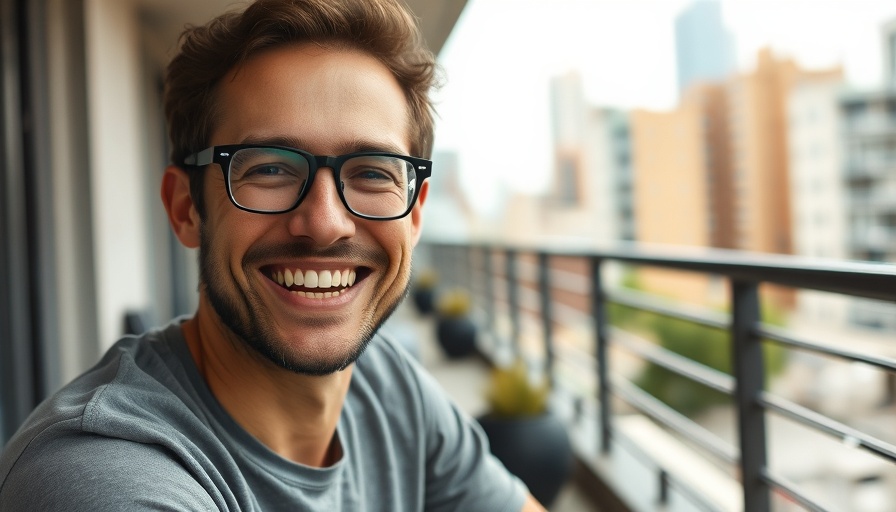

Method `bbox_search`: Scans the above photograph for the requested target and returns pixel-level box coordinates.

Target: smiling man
[0,0,544,510]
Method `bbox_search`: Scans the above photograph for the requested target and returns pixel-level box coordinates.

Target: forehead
[211,43,411,154]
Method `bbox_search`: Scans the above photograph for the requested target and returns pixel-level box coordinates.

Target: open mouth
[263,266,366,298]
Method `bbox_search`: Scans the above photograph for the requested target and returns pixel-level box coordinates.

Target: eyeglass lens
[228,147,417,217]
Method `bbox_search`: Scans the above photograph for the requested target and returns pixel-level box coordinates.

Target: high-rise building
[421,150,474,238]
[548,71,588,209]
[787,76,849,326]
[674,0,735,96]
[502,72,635,245]
[840,94,896,330]
[630,95,718,304]
[883,17,896,89]
[630,49,841,307]
[726,49,842,256]
[602,109,637,242]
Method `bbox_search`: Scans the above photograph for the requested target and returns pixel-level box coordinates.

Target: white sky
[432,0,896,215]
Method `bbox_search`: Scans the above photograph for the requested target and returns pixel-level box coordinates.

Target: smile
[265,267,358,298]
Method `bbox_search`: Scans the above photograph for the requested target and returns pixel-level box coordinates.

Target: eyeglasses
[184,144,432,220]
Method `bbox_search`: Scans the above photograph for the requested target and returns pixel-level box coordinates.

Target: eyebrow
[239,135,409,156]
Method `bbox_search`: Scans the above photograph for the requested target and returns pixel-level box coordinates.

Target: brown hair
[163,0,438,215]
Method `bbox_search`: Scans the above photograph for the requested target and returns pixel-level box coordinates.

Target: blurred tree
[608,282,787,417]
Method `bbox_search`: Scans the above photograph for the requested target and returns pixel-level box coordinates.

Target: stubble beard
[198,224,410,376]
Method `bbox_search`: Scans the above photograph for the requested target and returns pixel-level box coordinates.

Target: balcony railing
[419,237,896,512]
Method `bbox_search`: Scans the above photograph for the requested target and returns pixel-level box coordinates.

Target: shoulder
[0,428,216,511]
[5,324,197,449]
[0,322,222,509]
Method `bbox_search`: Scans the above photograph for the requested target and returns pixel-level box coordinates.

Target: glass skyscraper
[674,0,735,95]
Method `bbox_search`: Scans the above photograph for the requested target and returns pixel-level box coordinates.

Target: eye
[246,164,289,177]
[355,168,394,181]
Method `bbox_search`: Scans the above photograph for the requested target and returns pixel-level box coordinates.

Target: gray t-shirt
[0,320,526,511]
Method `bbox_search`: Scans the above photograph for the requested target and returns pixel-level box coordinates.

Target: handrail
[423,238,896,512]
[423,236,896,301]
[759,392,896,463]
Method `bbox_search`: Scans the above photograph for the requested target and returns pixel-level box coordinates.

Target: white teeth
[324,292,333,298]
[274,268,356,289]
[314,292,324,299]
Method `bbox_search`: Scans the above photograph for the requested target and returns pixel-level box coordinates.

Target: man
[0,0,545,510]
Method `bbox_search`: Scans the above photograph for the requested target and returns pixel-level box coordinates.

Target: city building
[421,150,475,239]
[500,73,635,246]
[840,90,896,329]
[674,0,735,97]
[787,75,850,326]
[628,49,842,307]
[727,49,842,256]
[630,96,717,304]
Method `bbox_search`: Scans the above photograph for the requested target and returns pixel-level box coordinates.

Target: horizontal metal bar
[551,299,592,327]
[759,392,896,464]
[761,469,829,512]
[611,377,739,464]
[607,288,730,330]
[611,328,735,395]
[758,324,896,372]
[515,283,544,314]
[424,238,896,302]
[547,265,591,296]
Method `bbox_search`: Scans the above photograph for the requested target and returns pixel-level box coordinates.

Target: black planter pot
[435,315,477,358]
[477,412,573,508]
[411,286,435,315]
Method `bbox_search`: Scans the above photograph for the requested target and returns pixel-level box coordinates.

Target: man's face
[197,43,425,375]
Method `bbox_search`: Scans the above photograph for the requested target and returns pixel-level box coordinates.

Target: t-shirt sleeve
[0,429,218,511]
[413,365,528,512]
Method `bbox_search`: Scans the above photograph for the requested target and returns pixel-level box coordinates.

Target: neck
[181,296,352,467]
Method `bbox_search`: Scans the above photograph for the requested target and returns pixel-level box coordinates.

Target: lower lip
[262,272,361,309]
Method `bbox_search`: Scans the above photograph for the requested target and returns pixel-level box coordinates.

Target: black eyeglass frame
[183,144,432,220]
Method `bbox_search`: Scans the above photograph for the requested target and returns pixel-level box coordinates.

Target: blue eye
[247,165,286,177]
[357,169,392,181]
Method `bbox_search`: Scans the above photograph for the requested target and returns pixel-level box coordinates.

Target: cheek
[206,208,270,276]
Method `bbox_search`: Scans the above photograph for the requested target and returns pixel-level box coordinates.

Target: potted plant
[477,361,573,508]
[411,269,438,315]
[434,288,477,358]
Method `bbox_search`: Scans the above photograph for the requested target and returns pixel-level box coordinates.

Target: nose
[285,168,355,245]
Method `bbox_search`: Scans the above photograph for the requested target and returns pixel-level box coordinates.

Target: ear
[409,179,429,247]
[161,165,201,248]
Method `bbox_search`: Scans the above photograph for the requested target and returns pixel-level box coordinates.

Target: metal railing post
[463,245,473,291]
[537,252,555,387]
[506,249,520,356]
[590,256,612,454]
[659,470,670,505]
[731,280,770,512]
[482,246,494,331]
[432,244,444,283]
[453,245,463,288]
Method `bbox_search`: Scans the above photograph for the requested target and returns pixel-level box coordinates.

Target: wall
[84,0,153,349]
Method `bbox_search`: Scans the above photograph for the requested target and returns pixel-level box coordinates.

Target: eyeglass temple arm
[184,147,216,166]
